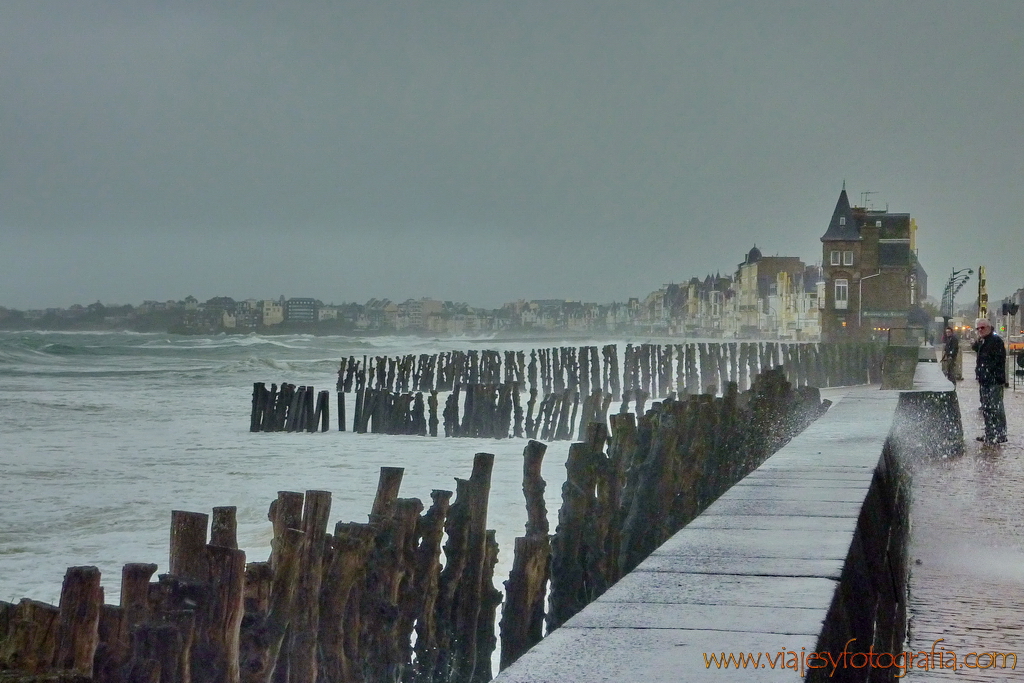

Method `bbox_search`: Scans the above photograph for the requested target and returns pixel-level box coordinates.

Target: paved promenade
[905,352,1024,679]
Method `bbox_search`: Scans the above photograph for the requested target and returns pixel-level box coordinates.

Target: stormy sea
[0,330,642,605]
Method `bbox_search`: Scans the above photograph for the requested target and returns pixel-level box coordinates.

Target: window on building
[830,250,841,265]
[835,279,849,310]
[843,251,854,266]
[839,217,846,226]
[875,220,882,227]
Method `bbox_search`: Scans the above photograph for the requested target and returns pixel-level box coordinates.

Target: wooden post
[586,422,616,590]
[286,491,332,683]
[410,489,452,683]
[317,522,375,683]
[169,510,208,581]
[318,390,330,432]
[269,492,304,572]
[337,389,346,431]
[428,390,439,437]
[499,439,550,670]
[738,342,749,391]
[312,390,324,432]
[512,383,524,438]
[304,385,316,433]
[239,565,273,680]
[554,389,574,441]
[353,367,365,432]
[363,497,423,683]
[547,442,600,632]
[54,565,103,676]
[284,386,301,432]
[270,384,288,432]
[443,387,460,438]
[528,350,538,397]
[212,506,238,549]
[247,526,303,683]
[0,599,59,673]
[472,530,502,683]
[114,562,157,672]
[371,467,405,522]
[93,603,126,682]
[525,387,538,439]
[575,391,593,442]
[262,383,279,432]
[203,544,246,683]
[589,347,600,401]
[605,344,620,401]
[578,346,590,397]
[454,452,494,682]
[251,382,266,432]
[128,618,191,683]
[243,560,272,611]
[715,343,730,394]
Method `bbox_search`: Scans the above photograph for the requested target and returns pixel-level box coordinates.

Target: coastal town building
[820,188,927,341]
[318,306,339,321]
[261,298,284,326]
[358,299,397,330]
[764,266,824,340]
[732,247,810,337]
[284,297,318,324]
[395,298,444,329]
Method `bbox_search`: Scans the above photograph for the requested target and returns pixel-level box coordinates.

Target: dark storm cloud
[2,1,1023,308]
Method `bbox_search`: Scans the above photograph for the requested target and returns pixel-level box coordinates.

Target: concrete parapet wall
[880,345,919,390]
[495,364,959,683]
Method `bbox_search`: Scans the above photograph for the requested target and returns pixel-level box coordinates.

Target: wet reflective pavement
[905,353,1024,679]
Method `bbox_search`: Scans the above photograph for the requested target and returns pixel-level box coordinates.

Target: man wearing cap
[970,318,1008,444]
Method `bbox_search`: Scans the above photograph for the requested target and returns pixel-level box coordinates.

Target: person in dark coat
[941,326,960,383]
[971,318,1007,444]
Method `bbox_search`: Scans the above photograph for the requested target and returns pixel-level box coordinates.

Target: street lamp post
[941,268,973,329]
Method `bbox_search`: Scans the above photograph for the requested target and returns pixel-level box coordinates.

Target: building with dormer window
[820,187,927,341]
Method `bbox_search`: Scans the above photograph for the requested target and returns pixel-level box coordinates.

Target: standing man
[941,326,960,383]
[971,318,1008,444]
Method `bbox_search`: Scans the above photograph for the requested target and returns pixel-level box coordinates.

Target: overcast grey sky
[2,1,1022,309]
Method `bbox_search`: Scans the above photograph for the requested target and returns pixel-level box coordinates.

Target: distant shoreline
[0,325,732,345]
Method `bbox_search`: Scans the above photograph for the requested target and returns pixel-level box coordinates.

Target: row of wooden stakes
[249,383,331,433]
[5,366,841,683]
[333,341,883,404]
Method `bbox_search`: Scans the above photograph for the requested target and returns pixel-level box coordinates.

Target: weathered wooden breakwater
[0,459,499,683]
[250,342,881,440]
[4,355,841,682]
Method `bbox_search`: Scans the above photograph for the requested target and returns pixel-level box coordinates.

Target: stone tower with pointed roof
[820,188,927,341]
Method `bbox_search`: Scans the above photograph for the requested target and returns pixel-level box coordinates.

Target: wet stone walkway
[905,352,1024,679]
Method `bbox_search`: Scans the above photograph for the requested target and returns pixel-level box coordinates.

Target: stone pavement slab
[684,513,860,532]
[636,554,845,579]
[494,625,821,683]
[564,601,825,635]
[650,527,854,561]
